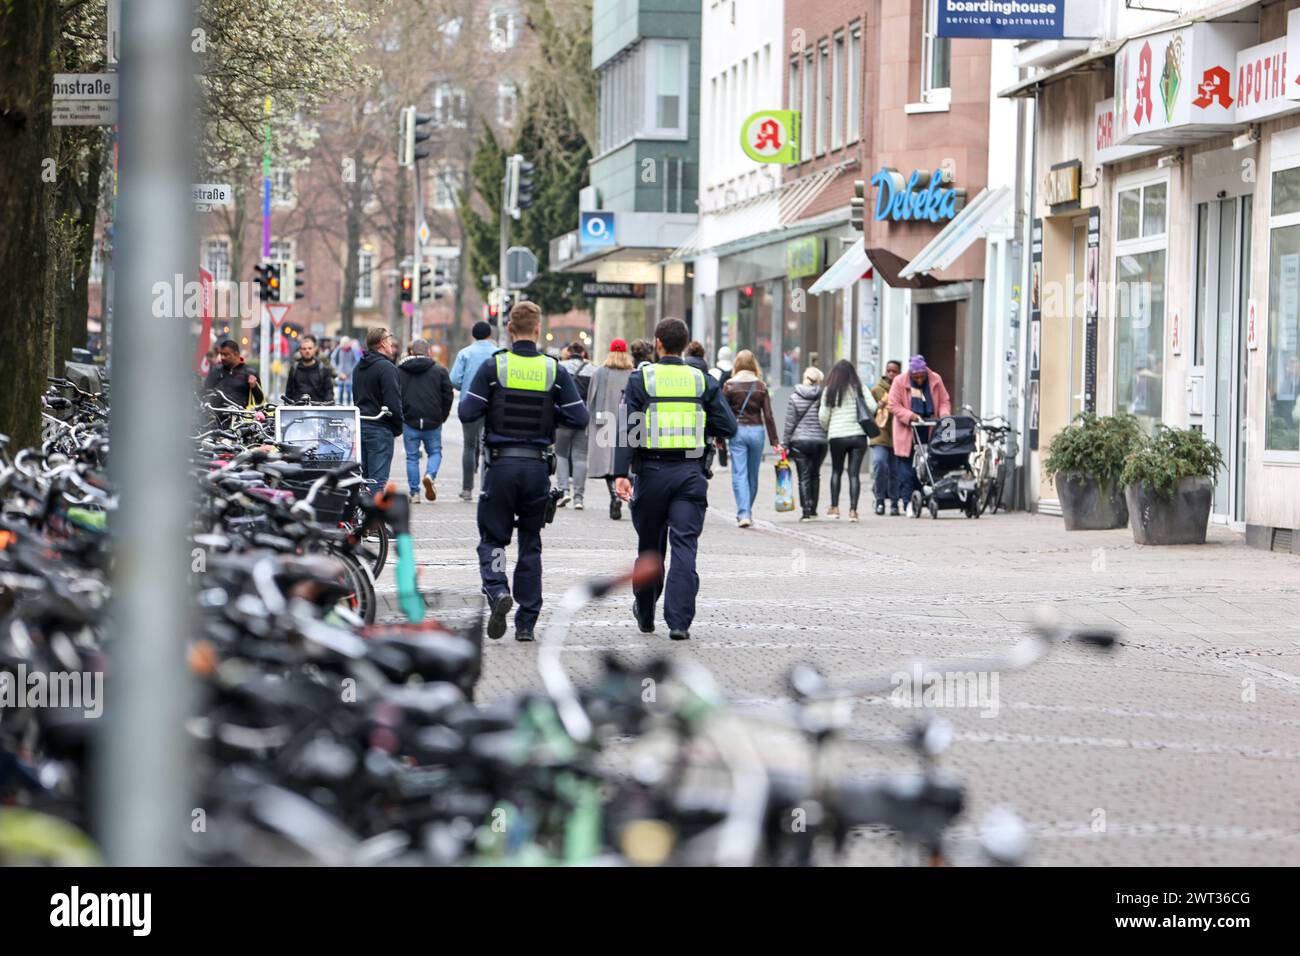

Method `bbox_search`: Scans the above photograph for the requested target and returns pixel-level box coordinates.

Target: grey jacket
[783,385,828,445]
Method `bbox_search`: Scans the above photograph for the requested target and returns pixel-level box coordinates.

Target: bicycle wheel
[333,550,376,625]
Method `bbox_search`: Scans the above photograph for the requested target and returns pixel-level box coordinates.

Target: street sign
[581,282,646,299]
[193,183,234,212]
[418,220,431,246]
[267,303,292,329]
[579,211,616,252]
[52,73,118,126]
[505,246,538,288]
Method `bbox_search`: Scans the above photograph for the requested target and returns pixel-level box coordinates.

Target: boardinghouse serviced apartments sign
[937,0,1065,40]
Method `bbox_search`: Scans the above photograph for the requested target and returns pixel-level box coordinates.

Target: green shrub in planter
[1121,427,1225,545]
[1043,413,1143,530]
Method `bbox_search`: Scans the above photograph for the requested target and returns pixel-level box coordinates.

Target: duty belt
[488,446,546,461]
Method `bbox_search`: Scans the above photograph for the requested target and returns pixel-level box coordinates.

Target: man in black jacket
[284,335,335,403]
[201,339,264,408]
[398,339,454,502]
[353,327,404,494]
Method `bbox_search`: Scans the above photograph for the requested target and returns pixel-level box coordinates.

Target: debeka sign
[871,168,963,223]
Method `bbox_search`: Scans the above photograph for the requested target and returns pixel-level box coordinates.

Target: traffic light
[400,266,415,303]
[850,180,866,232]
[254,262,281,302]
[417,263,432,303]
[289,260,305,303]
[399,105,434,167]
[516,160,536,211]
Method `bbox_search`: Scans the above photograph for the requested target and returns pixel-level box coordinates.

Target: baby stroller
[909,414,981,519]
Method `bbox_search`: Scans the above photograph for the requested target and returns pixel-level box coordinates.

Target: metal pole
[101,0,196,865]
[259,97,273,382]
[498,162,510,349]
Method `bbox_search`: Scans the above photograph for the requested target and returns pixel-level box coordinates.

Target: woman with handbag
[817,360,877,522]
[782,366,828,522]
[722,349,781,528]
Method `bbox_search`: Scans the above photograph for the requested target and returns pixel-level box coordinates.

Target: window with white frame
[1113,175,1169,434]
[271,168,295,205]
[497,81,518,126]
[800,51,812,161]
[646,39,688,138]
[815,41,828,156]
[488,6,518,52]
[434,82,467,128]
[438,17,461,51]
[1266,143,1300,455]
[270,239,294,264]
[434,165,459,210]
[831,32,844,151]
[847,24,862,144]
[355,248,375,308]
[204,238,231,285]
[596,39,687,152]
[921,0,951,104]
[89,241,104,284]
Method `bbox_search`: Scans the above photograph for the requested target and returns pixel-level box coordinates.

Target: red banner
[193,267,214,374]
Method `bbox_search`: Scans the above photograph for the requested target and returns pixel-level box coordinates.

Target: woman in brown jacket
[722,349,782,527]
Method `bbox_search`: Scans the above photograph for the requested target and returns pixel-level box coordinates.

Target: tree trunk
[0,0,58,448]
[52,137,105,373]
[339,175,361,336]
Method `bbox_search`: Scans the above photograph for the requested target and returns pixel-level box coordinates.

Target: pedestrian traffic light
[850,180,866,232]
[254,262,281,302]
[417,263,433,303]
[399,105,434,167]
[516,160,536,211]
[400,267,415,303]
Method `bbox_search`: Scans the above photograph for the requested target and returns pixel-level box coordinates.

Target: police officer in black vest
[458,301,589,641]
[613,317,737,641]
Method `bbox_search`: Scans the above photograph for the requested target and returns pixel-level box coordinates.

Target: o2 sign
[579,211,615,251]
[870,168,965,224]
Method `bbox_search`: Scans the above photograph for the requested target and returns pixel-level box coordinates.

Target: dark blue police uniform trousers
[631,458,708,632]
[476,457,550,627]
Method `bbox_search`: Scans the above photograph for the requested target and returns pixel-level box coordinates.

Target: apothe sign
[52,73,118,126]
[581,282,646,299]
[937,0,1064,40]
[740,110,800,165]
[871,168,964,224]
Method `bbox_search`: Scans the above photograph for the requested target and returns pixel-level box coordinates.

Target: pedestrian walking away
[684,340,711,378]
[722,349,781,527]
[450,321,499,501]
[398,338,454,504]
[819,360,874,522]
[612,317,738,641]
[353,327,404,497]
[284,334,336,404]
[201,339,265,409]
[888,354,952,513]
[458,301,589,642]
[331,336,361,404]
[555,341,595,509]
[709,345,734,387]
[783,366,828,521]
[871,359,903,515]
[585,337,634,520]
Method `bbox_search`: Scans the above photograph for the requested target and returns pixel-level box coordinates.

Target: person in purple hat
[887,354,951,514]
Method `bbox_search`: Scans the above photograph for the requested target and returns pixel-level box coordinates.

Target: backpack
[573,360,592,404]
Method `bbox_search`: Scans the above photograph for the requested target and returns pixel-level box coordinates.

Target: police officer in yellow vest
[613,317,738,640]
[458,301,589,641]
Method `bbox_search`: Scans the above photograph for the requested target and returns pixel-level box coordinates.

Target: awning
[900,185,1013,279]
[668,161,854,261]
[865,247,947,289]
[808,240,870,295]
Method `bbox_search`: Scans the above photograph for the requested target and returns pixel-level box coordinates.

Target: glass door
[1069,220,1088,421]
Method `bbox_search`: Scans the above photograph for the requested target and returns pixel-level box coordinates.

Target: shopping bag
[774,453,795,513]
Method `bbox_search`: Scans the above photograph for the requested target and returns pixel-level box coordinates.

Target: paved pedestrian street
[381,423,1300,866]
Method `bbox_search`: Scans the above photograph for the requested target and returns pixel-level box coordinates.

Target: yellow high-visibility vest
[643,363,706,450]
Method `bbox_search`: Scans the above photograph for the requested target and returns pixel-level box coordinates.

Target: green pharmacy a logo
[1159,36,1185,122]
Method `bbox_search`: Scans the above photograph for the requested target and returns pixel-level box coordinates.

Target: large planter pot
[1125,476,1214,545]
[1055,472,1128,531]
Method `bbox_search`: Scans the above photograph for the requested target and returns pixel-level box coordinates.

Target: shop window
[1113,176,1169,434]
[1267,162,1300,453]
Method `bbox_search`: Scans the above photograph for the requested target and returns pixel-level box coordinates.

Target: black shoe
[634,604,655,634]
[610,497,622,520]
[514,625,535,643]
[891,503,902,516]
[669,629,690,641]
[874,501,886,516]
[485,593,513,640]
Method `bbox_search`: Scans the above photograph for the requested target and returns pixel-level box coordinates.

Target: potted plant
[1043,413,1142,530]
[1121,427,1225,546]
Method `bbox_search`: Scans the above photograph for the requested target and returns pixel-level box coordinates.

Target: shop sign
[786,237,822,279]
[1247,298,1261,351]
[936,0,1064,41]
[581,282,646,299]
[1093,99,1160,166]
[1285,10,1300,108]
[740,110,800,165]
[1114,22,1258,146]
[1043,160,1080,209]
[579,211,615,252]
[1235,36,1294,123]
[1170,306,1183,356]
[870,168,964,224]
